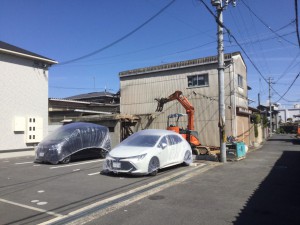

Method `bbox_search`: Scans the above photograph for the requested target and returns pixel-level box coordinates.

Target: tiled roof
[0,41,57,64]
[49,98,119,106]
[67,91,116,100]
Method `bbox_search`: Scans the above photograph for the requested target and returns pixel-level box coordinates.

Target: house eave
[49,98,119,107]
[0,48,58,64]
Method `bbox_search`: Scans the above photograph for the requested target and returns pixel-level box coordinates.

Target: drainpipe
[229,62,235,137]
[232,61,237,137]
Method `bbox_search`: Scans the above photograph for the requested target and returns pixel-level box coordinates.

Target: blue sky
[1,0,299,107]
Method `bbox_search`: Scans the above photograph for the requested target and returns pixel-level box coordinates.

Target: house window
[238,74,243,88]
[187,74,209,87]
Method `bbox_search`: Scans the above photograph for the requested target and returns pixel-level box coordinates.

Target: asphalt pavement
[83,134,300,225]
[1,134,299,225]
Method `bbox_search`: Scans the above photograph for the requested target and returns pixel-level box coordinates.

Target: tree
[253,114,261,138]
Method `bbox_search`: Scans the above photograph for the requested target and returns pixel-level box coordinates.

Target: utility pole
[211,0,236,163]
[216,1,226,163]
[268,77,273,136]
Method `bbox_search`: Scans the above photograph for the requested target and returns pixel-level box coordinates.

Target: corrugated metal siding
[120,54,247,146]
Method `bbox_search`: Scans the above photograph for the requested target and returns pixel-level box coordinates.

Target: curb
[0,148,34,154]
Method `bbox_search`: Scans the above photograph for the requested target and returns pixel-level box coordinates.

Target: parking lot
[0,154,215,225]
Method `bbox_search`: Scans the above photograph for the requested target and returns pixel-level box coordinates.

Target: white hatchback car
[103,129,193,176]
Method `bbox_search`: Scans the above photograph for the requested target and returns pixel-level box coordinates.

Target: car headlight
[49,143,63,153]
[106,153,147,160]
[128,153,147,160]
[49,145,57,151]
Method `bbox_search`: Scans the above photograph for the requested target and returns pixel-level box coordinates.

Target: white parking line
[41,163,215,225]
[50,159,104,169]
[15,161,33,165]
[88,172,100,176]
[0,198,63,217]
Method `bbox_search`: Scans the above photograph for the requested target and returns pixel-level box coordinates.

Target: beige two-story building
[119,52,252,146]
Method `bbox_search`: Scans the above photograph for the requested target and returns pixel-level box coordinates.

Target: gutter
[74,109,112,115]
[0,48,58,64]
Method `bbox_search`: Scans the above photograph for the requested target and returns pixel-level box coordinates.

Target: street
[82,134,300,225]
[0,153,216,225]
[0,134,299,225]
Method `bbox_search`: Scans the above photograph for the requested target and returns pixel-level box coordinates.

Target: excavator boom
[155,90,220,160]
[155,91,195,130]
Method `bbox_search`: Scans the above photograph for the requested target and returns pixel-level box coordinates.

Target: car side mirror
[161,143,167,149]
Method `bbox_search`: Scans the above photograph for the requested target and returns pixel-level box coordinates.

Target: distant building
[0,41,57,151]
[277,104,300,123]
[119,52,252,146]
[49,91,120,124]
[257,104,279,132]
[67,91,120,104]
[48,92,121,147]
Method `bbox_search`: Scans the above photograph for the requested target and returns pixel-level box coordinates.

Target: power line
[275,20,296,32]
[53,40,217,67]
[231,2,269,76]
[225,31,296,46]
[275,82,300,86]
[199,0,293,104]
[295,0,300,47]
[198,0,267,84]
[243,4,271,76]
[62,34,214,65]
[275,71,300,102]
[275,50,300,83]
[200,0,268,80]
[56,0,176,66]
[241,0,297,46]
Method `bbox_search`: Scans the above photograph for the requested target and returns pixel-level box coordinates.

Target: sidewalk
[0,149,35,159]
[88,134,300,225]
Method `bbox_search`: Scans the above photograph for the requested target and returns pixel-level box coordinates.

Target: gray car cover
[35,122,111,164]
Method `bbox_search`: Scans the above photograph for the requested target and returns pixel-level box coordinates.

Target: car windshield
[122,135,160,147]
[45,127,77,142]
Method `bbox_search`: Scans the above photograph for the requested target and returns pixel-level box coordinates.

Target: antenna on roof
[93,76,96,91]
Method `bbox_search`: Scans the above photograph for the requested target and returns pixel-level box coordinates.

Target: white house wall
[233,55,248,108]
[0,53,48,150]
[278,108,300,122]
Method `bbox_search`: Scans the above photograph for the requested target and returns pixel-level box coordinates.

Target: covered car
[103,129,192,176]
[35,122,111,164]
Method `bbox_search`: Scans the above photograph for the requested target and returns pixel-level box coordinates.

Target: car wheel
[148,157,159,176]
[61,156,71,164]
[99,150,107,158]
[183,150,192,166]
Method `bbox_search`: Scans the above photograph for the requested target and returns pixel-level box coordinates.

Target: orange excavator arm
[155,91,195,130]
